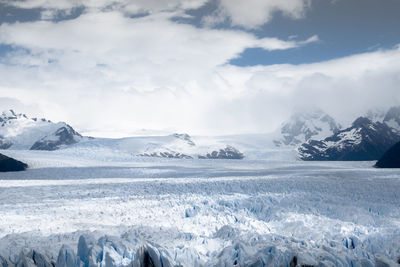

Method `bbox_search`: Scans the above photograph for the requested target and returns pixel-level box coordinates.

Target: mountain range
[297,107,400,161]
[2,107,399,162]
[0,110,246,160]
[273,108,341,147]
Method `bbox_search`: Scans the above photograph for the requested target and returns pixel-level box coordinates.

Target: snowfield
[0,149,400,266]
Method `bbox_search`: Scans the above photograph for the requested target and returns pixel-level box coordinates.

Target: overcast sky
[0,0,400,137]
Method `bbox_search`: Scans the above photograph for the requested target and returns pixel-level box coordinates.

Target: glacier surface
[0,149,399,266]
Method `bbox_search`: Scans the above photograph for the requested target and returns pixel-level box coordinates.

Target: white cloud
[1,0,208,16]
[204,0,312,29]
[0,7,318,136]
[0,1,398,136]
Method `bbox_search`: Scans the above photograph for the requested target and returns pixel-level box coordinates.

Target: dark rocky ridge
[139,151,193,159]
[375,141,400,168]
[199,146,244,159]
[298,117,400,161]
[30,125,82,151]
[0,153,28,172]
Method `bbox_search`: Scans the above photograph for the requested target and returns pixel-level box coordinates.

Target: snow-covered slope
[274,108,341,147]
[64,133,251,160]
[383,106,400,134]
[0,110,83,150]
[298,117,400,161]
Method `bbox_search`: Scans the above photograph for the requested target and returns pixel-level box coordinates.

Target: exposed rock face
[199,146,244,159]
[139,151,193,159]
[375,141,400,168]
[30,125,82,151]
[0,153,28,172]
[298,117,400,161]
[274,109,341,147]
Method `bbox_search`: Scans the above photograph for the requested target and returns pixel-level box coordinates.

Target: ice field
[0,149,400,266]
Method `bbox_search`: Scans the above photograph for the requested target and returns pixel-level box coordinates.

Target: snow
[0,110,73,149]
[0,149,400,266]
[274,108,341,147]
[385,118,400,133]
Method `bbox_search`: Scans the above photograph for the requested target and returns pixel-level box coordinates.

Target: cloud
[0,6,318,136]
[0,1,398,136]
[203,0,312,29]
[210,46,400,131]
[1,0,209,17]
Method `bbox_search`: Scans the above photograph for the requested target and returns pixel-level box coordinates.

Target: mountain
[298,117,400,161]
[0,109,83,150]
[383,106,400,134]
[365,108,386,123]
[0,153,28,172]
[274,108,341,147]
[133,133,245,159]
[30,125,83,151]
[198,145,244,159]
[375,141,400,168]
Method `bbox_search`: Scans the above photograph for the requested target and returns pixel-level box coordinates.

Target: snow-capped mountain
[274,108,341,146]
[0,110,83,150]
[78,133,246,160]
[383,106,400,134]
[137,133,196,158]
[298,117,400,161]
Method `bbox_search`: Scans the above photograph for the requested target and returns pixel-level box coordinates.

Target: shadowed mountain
[298,117,400,161]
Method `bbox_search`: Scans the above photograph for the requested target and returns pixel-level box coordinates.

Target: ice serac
[17,249,53,267]
[298,117,400,161]
[274,108,341,147]
[56,245,78,267]
[375,141,400,168]
[30,124,82,151]
[0,153,28,172]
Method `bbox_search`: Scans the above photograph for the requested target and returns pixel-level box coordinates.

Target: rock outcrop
[375,141,400,168]
[199,146,244,159]
[0,153,28,172]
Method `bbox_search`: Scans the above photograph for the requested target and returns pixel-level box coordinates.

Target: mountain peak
[352,117,373,128]
[299,116,400,161]
[0,109,83,150]
[275,108,341,146]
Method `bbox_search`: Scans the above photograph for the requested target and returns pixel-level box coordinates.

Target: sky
[0,0,399,137]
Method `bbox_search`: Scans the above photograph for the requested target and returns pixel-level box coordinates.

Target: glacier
[0,148,399,266]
